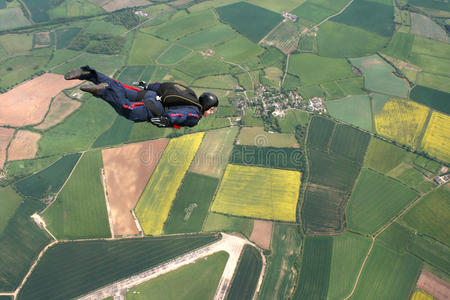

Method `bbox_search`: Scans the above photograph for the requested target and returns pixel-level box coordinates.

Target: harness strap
[135,89,163,118]
[136,90,147,101]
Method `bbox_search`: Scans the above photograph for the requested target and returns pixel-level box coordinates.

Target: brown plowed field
[250,220,273,249]
[7,130,41,161]
[102,139,169,236]
[0,127,15,170]
[35,93,81,130]
[417,270,450,300]
[0,73,81,127]
[102,0,150,12]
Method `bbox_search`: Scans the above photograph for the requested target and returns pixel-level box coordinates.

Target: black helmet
[199,92,218,112]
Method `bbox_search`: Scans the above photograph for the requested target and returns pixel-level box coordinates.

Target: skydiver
[64,66,219,129]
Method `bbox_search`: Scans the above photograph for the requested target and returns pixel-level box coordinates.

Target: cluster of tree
[262,108,281,132]
[106,9,140,30]
[68,33,125,55]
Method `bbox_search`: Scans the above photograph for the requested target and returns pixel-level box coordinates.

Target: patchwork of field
[401,185,450,245]
[291,2,335,24]
[350,55,409,97]
[135,133,204,235]
[278,110,310,134]
[416,270,450,300]
[127,251,228,300]
[0,73,81,127]
[202,212,254,238]
[237,127,298,148]
[378,222,412,253]
[408,235,450,272]
[18,234,219,299]
[102,139,168,236]
[0,127,15,170]
[347,168,419,234]
[0,186,22,235]
[128,33,169,65]
[262,20,302,54]
[410,85,450,115]
[189,127,238,178]
[42,151,110,239]
[156,45,192,65]
[7,130,40,161]
[382,31,415,61]
[216,2,283,43]
[373,98,429,148]
[325,95,373,131]
[211,164,301,221]
[164,172,219,234]
[421,112,450,163]
[410,13,449,43]
[0,7,31,31]
[34,93,81,130]
[227,245,262,300]
[178,24,237,50]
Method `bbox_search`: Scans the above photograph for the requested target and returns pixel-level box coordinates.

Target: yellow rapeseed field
[374,98,429,148]
[211,164,301,222]
[421,111,450,163]
[411,290,433,300]
[135,132,204,235]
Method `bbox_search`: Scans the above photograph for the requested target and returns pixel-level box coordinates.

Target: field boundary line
[315,0,355,28]
[101,167,114,238]
[415,108,433,151]
[17,0,33,24]
[258,19,285,45]
[281,53,290,87]
[222,59,254,91]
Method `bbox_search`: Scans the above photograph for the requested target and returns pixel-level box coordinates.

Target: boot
[64,66,92,80]
[80,82,108,95]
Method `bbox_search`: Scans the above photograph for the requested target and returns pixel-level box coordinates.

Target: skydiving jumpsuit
[81,66,202,128]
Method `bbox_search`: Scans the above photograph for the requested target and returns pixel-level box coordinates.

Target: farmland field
[331,0,394,37]
[374,98,429,148]
[127,251,228,300]
[325,95,373,131]
[237,127,298,148]
[227,245,262,300]
[293,236,332,299]
[318,21,389,58]
[408,0,450,11]
[216,2,283,43]
[351,242,421,300]
[421,112,450,162]
[407,235,450,272]
[0,8,31,31]
[400,186,450,245]
[18,234,219,300]
[0,186,22,235]
[135,133,204,235]
[291,3,335,24]
[156,45,192,65]
[211,164,301,222]
[278,110,310,133]
[347,168,419,234]
[164,173,219,234]
[42,151,110,239]
[178,25,237,49]
[13,153,81,200]
[289,53,355,86]
[329,124,370,164]
[328,232,372,300]
[259,223,302,300]
[189,127,238,178]
[92,116,134,148]
[55,27,82,49]
[307,116,335,152]
[410,85,450,114]
[302,185,347,233]
[128,33,169,65]
[411,35,450,59]
[382,32,414,61]
[410,13,449,43]
[192,74,237,90]
[202,212,253,238]
[417,72,450,94]
[378,222,412,253]
[263,20,302,54]
[176,52,231,77]
[1,155,60,185]
[350,55,409,97]
[411,290,433,300]
[214,35,264,64]
[409,53,450,77]
[0,200,50,291]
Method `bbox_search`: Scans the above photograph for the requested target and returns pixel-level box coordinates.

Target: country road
[77,233,265,300]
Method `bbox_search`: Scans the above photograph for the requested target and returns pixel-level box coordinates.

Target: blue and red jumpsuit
[81,66,202,128]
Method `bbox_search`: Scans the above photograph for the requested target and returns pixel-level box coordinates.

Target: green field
[289,53,355,86]
[230,145,305,171]
[350,55,409,97]
[0,155,60,186]
[378,222,413,253]
[18,234,219,300]
[164,173,219,234]
[407,235,450,272]
[189,127,238,178]
[192,74,237,90]
[352,242,422,300]
[417,72,450,93]
[237,127,298,148]
[13,153,81,200]
[0,8,31,31]
[202,212,253,238]
[178,24,237,49]
[328,232,372,300]
[408,0,450,11]
[176,52,231,77]
[391,164,435,193]
[127,251,228,300]
[329,124,370,164]
[293,236,332,299]
[42,151,110,239]
[0,200,51,291]
[307,116,335,152]
[0,186,22,236]
[259,223,302,300]
[83,20,127,35]
[216,2,283,43]
[382,31,415,61]
[157,45,192,65]
[317,22,388,57]
[278,110,310,133]
[55,27,82,49]
[241,109,264,127]
[291,3,335,24]
[117,65,146,84]
[347,168,419,234]
[307,0,354,12]
[128,33,169,65]
[331,0,394,37]
[409,53,450,77]
[92,115,134,148]
[51,52,124,76]
[302,185,347,233]
[410,13,449,43]
[214,35,264,64]
[410,85,450,114]
[227,245,262,300]
[400,186,450,245]
[0,33,32,57]
[325,95,373,131]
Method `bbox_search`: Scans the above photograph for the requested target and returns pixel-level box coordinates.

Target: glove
[150,116,171,128]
